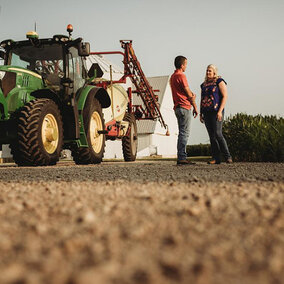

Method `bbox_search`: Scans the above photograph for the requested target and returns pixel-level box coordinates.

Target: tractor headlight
[0,40,14,48]
[0,71,16,97]
[53,35,69,42]
[0,71,5,79]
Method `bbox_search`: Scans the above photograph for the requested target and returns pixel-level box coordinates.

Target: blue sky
[0,0,283,144]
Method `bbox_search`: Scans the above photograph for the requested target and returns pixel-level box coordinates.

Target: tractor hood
[0,65,42,80]
[0,65,43,98]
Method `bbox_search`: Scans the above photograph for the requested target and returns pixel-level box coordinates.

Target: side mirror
[78,42,90,57]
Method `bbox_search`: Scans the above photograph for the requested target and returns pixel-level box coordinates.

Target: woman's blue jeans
[175,107,191,161]
[203,110,231,162]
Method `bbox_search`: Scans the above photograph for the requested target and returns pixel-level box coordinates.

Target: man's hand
[193,107,198,118]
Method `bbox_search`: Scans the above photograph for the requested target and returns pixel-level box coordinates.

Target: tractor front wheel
[10,99,63,166]
[122,113,138,161]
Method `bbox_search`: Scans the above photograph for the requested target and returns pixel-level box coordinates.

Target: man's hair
[174,56,187,69]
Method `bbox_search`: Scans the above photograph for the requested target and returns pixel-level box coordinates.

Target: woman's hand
[200,113,204,123]
[217,111,223,121]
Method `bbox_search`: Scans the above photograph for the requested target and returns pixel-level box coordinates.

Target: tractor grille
[22,75,30,87]
[0,71,16,97]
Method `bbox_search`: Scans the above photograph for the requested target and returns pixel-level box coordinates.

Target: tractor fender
[31,89,61,107]
[75,86,110,147]
[77,85,111,111]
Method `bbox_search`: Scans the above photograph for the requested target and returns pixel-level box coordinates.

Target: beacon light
[67,24,73,33]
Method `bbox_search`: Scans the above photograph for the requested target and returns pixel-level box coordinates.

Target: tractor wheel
[72,97,105,164]
[122,113,138,161]
[10,99,63,166]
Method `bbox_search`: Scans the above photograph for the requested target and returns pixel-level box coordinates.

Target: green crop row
[223,113,284,162]
[187,144,211,157]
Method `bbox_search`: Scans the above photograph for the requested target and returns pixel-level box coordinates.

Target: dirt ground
[0,160,283,284]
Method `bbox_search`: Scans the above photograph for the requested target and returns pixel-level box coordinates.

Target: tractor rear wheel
[122,113,138,161]
[10,99,63,166]
[72,97,105,164]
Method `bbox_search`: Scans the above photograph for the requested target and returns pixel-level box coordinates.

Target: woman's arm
[200,98,204,123]
[217,81,228,121]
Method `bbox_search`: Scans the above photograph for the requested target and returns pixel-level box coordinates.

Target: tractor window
[0,50,4,66]
[9,44,64,76]
[9,44,64,90]
[68,47,85,93]
[11,54,29,69]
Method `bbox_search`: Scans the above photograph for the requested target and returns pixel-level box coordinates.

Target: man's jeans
[175,107,191,161]
[203,110,231,162]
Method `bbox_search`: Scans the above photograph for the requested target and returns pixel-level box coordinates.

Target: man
[170,56,198,165]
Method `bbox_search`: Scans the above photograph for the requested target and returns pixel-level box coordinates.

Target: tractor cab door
[63,47,86,140]
[67,47,85,95]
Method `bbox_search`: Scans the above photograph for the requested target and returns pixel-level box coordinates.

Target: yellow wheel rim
[90,111,103,153]
[41,113,59,154]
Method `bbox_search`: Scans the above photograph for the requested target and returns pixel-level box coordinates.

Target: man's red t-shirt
[170,69,191,110]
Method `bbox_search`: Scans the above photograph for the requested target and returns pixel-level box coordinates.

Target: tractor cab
[0,25,90,97]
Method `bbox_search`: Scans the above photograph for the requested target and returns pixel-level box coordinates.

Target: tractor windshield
[8,44,64,78]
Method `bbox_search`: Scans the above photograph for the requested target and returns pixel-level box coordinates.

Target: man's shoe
[207,160,221,165]
[177,160,196,165]
[226,158,233,164]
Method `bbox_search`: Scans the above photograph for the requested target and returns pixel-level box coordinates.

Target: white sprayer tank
[103,84,129,124]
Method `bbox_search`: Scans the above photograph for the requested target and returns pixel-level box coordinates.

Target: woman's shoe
[226,158,233,164]
[207,160,221,165]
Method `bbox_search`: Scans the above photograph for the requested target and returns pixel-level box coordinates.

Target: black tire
[122,113,138,161]
[10,99,63,166]
[71,97,105,164]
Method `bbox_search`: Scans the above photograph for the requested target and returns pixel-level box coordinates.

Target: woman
[200,64,232,164]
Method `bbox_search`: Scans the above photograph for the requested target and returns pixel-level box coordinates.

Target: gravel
[0,161,283,284]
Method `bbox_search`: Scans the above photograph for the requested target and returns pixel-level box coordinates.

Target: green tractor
[0,25,110,166]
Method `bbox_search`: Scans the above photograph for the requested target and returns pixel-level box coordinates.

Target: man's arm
[185,86,198,117]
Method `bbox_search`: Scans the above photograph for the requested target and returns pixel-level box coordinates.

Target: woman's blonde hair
[204,64,220,82]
